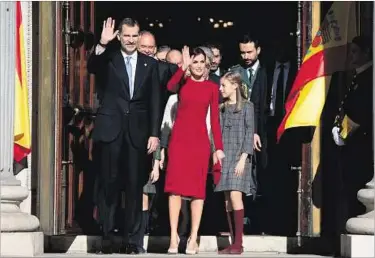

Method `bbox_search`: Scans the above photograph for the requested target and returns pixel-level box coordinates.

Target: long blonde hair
[220,71,248,113]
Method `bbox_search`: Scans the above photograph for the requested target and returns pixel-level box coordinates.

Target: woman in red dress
[165,46,225,254]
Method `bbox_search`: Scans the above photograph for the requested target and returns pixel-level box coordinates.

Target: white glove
[332,126,345,146]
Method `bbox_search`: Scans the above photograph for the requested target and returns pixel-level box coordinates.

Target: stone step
[341,234,375,258]
[37,252,330,257]
[45,235,333,255]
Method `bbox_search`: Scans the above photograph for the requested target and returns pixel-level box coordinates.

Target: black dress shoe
[118,245,127,254]
[137,246,147,254]
[96,238,113,254]
[125,243,143,255]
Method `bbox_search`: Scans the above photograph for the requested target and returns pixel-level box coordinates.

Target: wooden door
[58,1,98,234]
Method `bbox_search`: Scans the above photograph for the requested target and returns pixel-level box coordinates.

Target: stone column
[0,2,43,256]
[346,178,375,235]
[341,177,375,257]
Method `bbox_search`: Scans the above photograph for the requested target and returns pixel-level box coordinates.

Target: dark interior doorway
[94,1,298,69]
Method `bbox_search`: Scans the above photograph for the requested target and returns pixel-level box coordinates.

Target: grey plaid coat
[215,101,257,195]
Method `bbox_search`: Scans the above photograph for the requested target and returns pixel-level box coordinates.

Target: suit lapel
[133,53,148,97]
[111,51,130,98]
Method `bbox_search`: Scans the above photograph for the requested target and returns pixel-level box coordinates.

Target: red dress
[164,68,223,199]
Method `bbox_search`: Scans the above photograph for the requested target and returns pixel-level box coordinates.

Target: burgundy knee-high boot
[218,211,234,254]
[230,209,244,254]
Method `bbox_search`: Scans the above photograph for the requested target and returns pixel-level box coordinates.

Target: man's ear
[257,46,261,56]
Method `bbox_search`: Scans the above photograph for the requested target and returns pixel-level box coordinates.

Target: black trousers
[96,128,147,245]
[263,116,300,236]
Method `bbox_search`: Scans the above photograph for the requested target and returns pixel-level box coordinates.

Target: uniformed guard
[332,35,373,227]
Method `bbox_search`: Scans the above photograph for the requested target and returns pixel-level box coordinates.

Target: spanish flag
[14,1,31,162]
[277,2,357,142]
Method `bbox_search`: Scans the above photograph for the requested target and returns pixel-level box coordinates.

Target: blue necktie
[125,56,133,98]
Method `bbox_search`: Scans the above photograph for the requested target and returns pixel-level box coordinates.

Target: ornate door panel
[58,1,98,234]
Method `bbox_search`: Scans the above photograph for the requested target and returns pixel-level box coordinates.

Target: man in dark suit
[199,46,222,104]
[265,36,299,236]
[88,17,160,254]
[206,42,226,77]
[229,34,268,233]
[138,30,177,108]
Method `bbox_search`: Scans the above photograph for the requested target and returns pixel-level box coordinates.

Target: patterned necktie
[248,68,253,83]
[125,56,133,98]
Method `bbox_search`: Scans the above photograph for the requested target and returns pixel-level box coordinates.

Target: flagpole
[294,1,303,247]
[309,0,322,237]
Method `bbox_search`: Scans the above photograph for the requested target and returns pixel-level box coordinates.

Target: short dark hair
[117,18,140,32]
[190,47,206,60]
[352,36,373,58]
[206,42,222,53]
[239,34,260,48]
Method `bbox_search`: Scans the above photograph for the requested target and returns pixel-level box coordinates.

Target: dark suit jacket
[250,66,268,139]
[212,67,226,77]
[208,73,223,103]
[158,62,180,108]
[266,61,297,116]
[209,73,220,85]
[158,61,175,108]
[87,48,161,148]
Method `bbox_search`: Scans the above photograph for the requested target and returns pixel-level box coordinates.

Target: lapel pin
[144,63,147,67]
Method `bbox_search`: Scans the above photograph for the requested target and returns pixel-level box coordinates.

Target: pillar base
[0,232,44,256]
[345,177,374,235]
[346,213,374,235]
[1,180,44,256]
[341,234,374,257]
[1,184,40,231]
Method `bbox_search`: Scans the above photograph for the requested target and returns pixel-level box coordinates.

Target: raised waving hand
[181,46,192,71]
[100,17,119,45]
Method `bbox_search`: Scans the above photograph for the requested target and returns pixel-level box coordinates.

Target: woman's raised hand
[181,46,191,71]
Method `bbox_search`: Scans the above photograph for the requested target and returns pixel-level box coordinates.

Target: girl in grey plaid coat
[214,71,255,255]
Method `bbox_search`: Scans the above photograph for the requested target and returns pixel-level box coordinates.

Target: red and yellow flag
[14,1,31,162]
[277,2,357,142]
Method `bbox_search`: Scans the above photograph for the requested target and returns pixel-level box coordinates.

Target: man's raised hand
[100,17,119,45]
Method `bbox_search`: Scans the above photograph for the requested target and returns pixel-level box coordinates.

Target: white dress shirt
[121,51,138,93]
[214,68,221,77]
[246,59,260,79]
[95,45,138,93]
[269,61,290,116]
